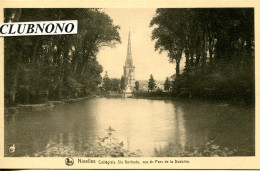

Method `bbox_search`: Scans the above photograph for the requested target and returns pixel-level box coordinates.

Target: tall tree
[102,71,112,92]
[150,9,187,77]
[164,77,171,92]
[111,78,121,92]
[4,8,121,104]
[150,8,254,101]
[134,81,140,91]
[148,74,156,92]
[120,76,126,91]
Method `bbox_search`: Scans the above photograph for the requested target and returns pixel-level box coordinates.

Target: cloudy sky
[97,8,184,81]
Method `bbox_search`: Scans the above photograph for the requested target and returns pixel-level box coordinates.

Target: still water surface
[5,98,254,156]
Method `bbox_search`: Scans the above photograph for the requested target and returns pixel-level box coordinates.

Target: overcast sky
[97,8,183,81]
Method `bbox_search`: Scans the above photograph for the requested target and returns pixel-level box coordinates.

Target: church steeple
[127,31,132,58]
[123,31,135,91]
[125,31,133,66]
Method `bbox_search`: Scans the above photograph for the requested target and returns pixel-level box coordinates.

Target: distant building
[123,32,135,91]
[156,83,164,90]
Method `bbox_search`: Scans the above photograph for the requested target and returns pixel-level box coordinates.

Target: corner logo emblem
[65,157,74,166]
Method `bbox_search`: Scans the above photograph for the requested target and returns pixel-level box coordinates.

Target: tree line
[101,73,170,93]
[102,73,170,93]
[101,72,124,93]
[101,72,141,93]
[4,9,121,105]
[151,8,254,103]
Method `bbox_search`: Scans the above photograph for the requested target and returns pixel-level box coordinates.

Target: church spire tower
[127,31,132,58]
[123,31,135,91]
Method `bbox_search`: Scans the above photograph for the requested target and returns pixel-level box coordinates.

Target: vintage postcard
[0,0,259,169]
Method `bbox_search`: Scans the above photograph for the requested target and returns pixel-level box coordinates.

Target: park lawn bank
[4,96,95,114]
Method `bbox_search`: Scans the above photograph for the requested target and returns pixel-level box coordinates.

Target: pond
[4,98,254,157]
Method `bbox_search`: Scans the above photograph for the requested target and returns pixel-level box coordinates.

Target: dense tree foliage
[101,72,123,93]
[148,74,156,92]
[120,76,126,91]
[102,71,112,92]
[151,8,254,103]
[164,77,171,92]
[111,78,121,92]
[134,81,139,91]
[4,8,121,105]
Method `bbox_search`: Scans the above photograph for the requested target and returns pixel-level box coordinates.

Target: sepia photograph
[0,3,258,169]
[3,8,255,158]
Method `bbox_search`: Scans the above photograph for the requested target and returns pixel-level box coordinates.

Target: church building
[123,32,135,91]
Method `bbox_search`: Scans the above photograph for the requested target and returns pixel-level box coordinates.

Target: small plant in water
[86,126,142,157]
[32,126,142,157]
[153,140,253,157]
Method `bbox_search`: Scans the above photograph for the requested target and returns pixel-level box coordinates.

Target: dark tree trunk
[81,63,86,76]
[31,41,39,65]
[209,48,213,63]
[9,50,22,104]
[9,66,19,104]
[176,59,180,76]
[195,53,201,67]
[57,67,64,100]
[29,40,39,102]
[73,58,78,75]
[202,33,207,66]
[185,50,189,71]
[208,33,214,63]
[56,48,64,100]
[190,51,194,67]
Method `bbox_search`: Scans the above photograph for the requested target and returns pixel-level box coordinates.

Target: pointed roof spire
[127,30,131,58]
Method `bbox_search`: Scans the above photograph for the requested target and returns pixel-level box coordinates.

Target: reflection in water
[175,104,186,150]
[5,98,254,157]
